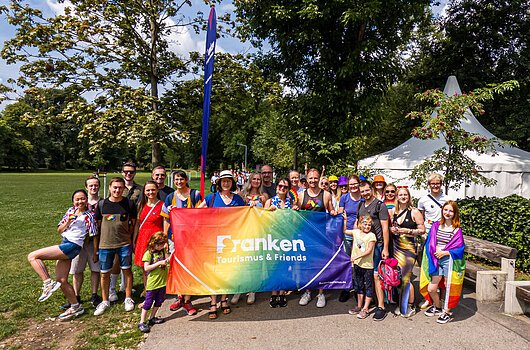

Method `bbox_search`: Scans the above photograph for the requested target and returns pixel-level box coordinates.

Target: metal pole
[237,143,247,170]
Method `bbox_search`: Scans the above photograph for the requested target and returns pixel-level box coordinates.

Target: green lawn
[0,171,202,349]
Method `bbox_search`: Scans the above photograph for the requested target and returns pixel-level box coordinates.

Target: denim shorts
[58,238,82,260]
[373,245,383,276]
[432,256,450,277]
[98,245,132,273]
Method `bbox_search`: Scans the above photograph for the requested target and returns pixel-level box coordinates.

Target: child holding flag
[419,200,465,324]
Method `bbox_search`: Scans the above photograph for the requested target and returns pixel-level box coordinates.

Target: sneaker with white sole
[231,294,241,305]
[124,297,135,312]
[59,305,85,321]
[419,299,431,309]
[402,304,416,318]
[247,292,256,305]
[299,291,312,306]
[38,280,61,302]
[94,301,110,316]
[424,305,443,317]
[316,293,326,308]
[437,312,453,324]
[109,289,119,302]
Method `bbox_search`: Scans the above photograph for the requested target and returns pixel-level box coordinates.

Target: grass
[0,171,202,349]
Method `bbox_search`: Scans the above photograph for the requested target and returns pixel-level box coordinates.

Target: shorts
[99,245,132,273]
[431,255,450,277]
[58,238,82,260]
[70,237,100,274]
[143,286,166,310]
[354,265,374,298]
[373,245,383,276]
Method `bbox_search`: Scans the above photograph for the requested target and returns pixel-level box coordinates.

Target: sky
[0,0,448,109]
[0,0,256,108]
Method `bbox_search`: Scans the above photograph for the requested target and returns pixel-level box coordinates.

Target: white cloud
[46,0,72,15]
[164,17,226,56]
[220,3,236,14]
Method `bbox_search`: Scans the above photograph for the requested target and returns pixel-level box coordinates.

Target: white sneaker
[316,293,326,308]
[299,291,312,306]
[231,294,241,305]
[38,280,61,302]
[94,301,110,316]
[124,297,135,312]
[419,299,431,309]
[247,292,256,305]
[59,305,85,321]
[109,289,118,302]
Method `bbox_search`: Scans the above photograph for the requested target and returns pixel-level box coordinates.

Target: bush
[457,195,530,273]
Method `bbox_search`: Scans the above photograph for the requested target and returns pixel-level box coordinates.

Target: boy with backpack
[346,215,377,319]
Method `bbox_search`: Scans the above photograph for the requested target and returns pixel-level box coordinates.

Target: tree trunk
[149,8,160,168]
[151,141,162,167]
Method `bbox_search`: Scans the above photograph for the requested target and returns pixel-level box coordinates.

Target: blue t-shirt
[204,193,245,207]
[339,193,363,232]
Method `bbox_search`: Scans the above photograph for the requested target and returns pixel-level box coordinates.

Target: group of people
[28,162,464,331]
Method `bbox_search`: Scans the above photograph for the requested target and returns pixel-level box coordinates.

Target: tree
[406,80,519,193]
[234,0,432,164]
[1,0,228,167]
[0,87,94,169]
[406,0,530,151]
[161,52,284,171]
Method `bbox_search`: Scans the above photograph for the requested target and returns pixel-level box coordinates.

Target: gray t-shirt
[263,184,276,198]
[357,199,388,246]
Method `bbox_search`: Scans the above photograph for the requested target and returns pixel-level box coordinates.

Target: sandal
[220,299,231,315]
[208,303,218,319]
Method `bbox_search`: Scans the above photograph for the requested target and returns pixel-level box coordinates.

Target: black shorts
[354,265,374,298]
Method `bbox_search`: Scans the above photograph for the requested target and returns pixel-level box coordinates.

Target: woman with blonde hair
[239,172,268,207]
[389,187,425,317]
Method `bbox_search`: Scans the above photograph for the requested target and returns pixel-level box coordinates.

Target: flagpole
[200,6,217,200]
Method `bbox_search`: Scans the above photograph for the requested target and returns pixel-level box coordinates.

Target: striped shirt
[436,226,454,250]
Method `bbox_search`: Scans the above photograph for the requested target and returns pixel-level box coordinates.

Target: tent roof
[359,76,530,172]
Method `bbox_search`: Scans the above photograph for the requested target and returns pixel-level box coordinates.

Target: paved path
[140,282,529,350]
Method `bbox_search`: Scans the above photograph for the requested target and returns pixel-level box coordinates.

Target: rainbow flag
[167,207,351,295]
[419,221,466,309]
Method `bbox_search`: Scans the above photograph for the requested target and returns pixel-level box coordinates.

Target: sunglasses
[277,184,288,190]
[123,170,135,174]
[321,182,329,186]
[385,190,396,194]
[397,185,408,188]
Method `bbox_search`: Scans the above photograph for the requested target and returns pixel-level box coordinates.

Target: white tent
[357,76,530,199]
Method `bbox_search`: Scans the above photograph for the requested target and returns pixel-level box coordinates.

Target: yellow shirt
[352,229,377,269]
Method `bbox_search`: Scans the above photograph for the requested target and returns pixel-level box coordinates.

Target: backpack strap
[190,189,200,207]
[428,194,443,208]
[98,199,105,212]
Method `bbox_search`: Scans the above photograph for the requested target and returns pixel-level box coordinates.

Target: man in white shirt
[417,173,450,309]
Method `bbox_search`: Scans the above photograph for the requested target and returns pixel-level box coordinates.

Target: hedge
[457,195,530,273]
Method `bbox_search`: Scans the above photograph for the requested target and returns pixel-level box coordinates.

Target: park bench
[462,235,517,302]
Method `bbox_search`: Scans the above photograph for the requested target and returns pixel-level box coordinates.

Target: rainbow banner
[167,207,352,295]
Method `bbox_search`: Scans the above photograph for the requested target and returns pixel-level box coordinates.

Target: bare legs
[27,246,77,304]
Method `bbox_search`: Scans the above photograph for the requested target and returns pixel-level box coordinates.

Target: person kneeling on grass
[346,215,376,319]
[138,232,170,333]
[27,189,97,321]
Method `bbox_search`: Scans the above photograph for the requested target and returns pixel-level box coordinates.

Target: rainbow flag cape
[167,207,351,295]
[419,221,466,309]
